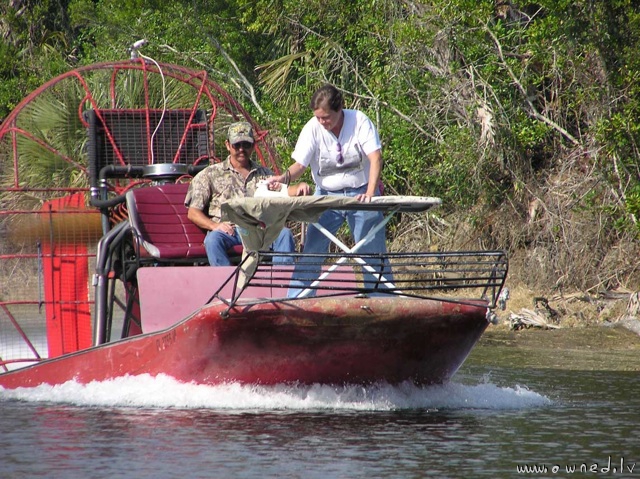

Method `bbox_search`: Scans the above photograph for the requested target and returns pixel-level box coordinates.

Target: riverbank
[470,322,640,370]
[429,280,640,370]
[472,283,640,370]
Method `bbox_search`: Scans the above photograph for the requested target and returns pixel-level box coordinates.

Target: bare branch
[160,43,263,115]
[484,25,579,146]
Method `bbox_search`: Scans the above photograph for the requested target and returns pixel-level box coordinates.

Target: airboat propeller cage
[0,58,288,375]
[84,108,210,196]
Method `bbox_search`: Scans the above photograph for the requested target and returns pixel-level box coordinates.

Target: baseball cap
[227,121,255,144]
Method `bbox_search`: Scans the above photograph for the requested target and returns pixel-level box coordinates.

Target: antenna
[129,39,148,60]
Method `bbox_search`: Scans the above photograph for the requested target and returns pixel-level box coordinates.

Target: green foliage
[0,1,74,117]
[624,183,640,227]
[3,0,640,278]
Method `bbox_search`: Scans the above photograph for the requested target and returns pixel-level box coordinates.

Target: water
[1,327,639,479]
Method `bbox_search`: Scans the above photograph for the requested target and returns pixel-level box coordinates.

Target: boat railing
[209,249,508,316]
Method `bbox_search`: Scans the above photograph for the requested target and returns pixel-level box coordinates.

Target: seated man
[185,121,310,266]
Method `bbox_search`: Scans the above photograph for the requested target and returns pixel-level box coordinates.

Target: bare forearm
[187,207,219,231]
[366,150,383,197]
[274,162,306,184]
[266,163,310,196]
[188,207,237,236]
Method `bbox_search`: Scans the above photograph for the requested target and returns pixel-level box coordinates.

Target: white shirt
[292,109,381,191]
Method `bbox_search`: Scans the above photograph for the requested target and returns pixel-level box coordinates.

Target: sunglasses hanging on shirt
[336,142,344,165]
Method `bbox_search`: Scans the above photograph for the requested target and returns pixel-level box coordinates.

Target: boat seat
[125,183,243,263]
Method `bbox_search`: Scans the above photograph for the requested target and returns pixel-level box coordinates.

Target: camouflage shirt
[184,157,274,222]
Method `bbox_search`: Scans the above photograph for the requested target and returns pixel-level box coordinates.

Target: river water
[1,326,639,479]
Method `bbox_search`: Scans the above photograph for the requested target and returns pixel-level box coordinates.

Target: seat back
[126,183,208,261]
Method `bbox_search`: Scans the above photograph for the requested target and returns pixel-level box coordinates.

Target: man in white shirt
[269,84,391,297]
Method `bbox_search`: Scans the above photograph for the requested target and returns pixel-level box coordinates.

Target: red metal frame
[0,59,280,196]
[0,59,281,370]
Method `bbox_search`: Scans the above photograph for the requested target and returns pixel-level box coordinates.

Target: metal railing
[210,250,508,315]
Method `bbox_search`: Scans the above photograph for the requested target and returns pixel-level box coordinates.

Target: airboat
[0,54,507,389]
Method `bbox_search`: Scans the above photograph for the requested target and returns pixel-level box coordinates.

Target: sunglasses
[232,141,254,150]
[336,142,344,165]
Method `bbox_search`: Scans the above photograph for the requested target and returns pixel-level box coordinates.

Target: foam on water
[0,374,552,411]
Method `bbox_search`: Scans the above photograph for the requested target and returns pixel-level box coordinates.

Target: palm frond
[257,51,307,102]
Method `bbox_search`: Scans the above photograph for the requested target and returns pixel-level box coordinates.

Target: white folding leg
[296,207,399,298]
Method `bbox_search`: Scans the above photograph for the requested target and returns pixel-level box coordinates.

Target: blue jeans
[204,227,296,266]
[288,184,393,298]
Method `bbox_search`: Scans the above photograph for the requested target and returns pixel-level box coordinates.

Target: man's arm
[264,162,310,196]
[361,148,383,200]
[267,162,307,185]
[187,207,235,236]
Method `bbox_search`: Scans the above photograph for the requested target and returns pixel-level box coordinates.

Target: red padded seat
[126,183,242,262]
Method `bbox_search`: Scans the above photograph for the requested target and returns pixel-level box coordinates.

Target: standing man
[185,121,309,266]
[268,84,391,297]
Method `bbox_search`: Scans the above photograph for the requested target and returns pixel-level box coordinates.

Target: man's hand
[214,221,236,236]
[288,182,311,197]
[355,193,373,203]
[265,174,285,186]
[266,181,286,192]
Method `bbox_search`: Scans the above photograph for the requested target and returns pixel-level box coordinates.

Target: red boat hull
[0,297,489,389]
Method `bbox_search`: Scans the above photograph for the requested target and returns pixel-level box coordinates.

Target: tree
[2,0,640,291]
[0,0,75,118]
